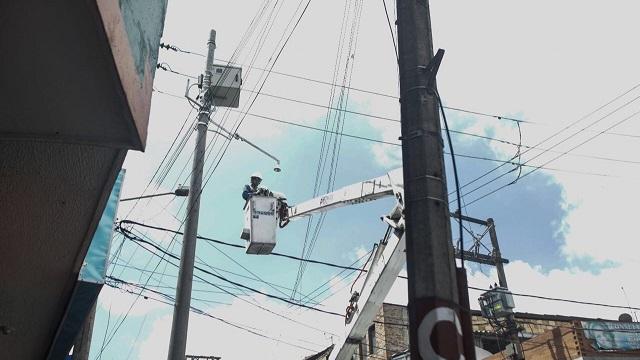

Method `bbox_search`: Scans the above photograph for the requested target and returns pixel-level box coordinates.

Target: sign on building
[582,321,640,351]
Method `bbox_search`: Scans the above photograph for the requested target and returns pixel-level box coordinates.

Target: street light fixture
[207,124,282,173]
[120,185,190,202]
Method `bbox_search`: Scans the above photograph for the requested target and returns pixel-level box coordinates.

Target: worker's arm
[242,185,256,201]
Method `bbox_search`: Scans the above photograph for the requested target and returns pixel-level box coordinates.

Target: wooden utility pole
[396,1,466,359]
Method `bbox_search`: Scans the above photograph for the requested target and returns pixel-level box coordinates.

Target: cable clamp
[398,129,439,141]
[408,174,443,183]
[405,196,445,204]
[398,129,423,141]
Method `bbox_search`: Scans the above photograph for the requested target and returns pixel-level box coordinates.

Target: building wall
[365,303,577,359]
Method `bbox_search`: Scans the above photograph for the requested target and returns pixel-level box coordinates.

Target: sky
[89,1,640,359]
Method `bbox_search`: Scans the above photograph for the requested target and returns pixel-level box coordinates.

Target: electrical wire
[104,279,321,352]
[293,0,364,301]
[462,106,640,207]
[121,220,640,313]
[382,0,398,62]
[119,220,365,272]
[467,286,640,311]
[435,88,464,268]
[153,89,640,175]
[452,83,640,207]
[119,227,345,317]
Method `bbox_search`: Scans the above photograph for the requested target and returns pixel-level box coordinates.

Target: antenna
[621,286,639,322]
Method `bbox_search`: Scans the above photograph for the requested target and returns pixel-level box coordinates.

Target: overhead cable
[117,227,344,317]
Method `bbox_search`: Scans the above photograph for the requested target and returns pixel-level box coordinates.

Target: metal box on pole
[210,65,242,108]
[479,287,516,319]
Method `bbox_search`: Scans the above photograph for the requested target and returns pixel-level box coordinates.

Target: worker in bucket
[243,172,272,206]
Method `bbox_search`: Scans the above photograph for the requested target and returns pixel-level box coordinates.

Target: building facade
[350,303,636,360]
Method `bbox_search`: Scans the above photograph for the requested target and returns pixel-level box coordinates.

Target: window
[368,325,376,354]
[359,341,365,360]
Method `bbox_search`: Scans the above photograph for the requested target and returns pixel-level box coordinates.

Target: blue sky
[89,1,640,359]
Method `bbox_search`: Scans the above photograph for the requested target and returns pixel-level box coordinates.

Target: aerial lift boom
[286,169,406,360]
[244,168,407,360]
[241,168,470,359]
[285,168,404,221]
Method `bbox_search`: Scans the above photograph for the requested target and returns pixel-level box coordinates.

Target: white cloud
[97,285,166,318]
[136,291,352,360]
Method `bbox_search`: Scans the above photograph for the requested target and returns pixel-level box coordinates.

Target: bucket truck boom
[241,168,404,254]
[241,168,407,360]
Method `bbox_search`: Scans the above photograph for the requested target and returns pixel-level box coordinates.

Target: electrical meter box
[243,196,277,255]
[479,287,516,319]
[210,65,242,108]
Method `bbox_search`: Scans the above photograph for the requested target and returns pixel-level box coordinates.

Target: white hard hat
[250,171,263,180]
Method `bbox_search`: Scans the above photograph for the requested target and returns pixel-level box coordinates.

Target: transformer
[479,286,516,319]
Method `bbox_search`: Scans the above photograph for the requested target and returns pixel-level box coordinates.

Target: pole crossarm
[454,248,509,265]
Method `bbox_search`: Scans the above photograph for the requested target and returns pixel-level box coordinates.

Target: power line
[153,87,640,170]
[381,0,398,62]
[120,221,640,314]
[104,279,321,352]
[467,286,640,311]
[239,110,635,178]
[107,276,231,306]
[118,227,345,317]
[436,88,465,267]
[159,44,537,125]
[462,106,640,207]
[452,83,640,206]
[119,220,365,272]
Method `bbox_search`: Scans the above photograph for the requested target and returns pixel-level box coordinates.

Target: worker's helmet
[250,171,263,180]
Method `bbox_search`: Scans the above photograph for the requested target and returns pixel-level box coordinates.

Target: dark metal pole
[167,29,216,360]
[396,1,465,359]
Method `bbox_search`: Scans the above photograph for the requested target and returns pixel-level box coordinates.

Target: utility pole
[487,218,508,288]
[396,1,465,359]
[487,218,524,359]
[167,29,216,360]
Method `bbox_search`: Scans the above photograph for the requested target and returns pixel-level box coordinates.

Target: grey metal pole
[167,29,216,360]
[395,1,465,359]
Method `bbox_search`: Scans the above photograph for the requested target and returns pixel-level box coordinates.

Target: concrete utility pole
[167,29,217,360]
[395,1,465,359]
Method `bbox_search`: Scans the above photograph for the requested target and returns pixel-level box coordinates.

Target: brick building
[349,303,637,360]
